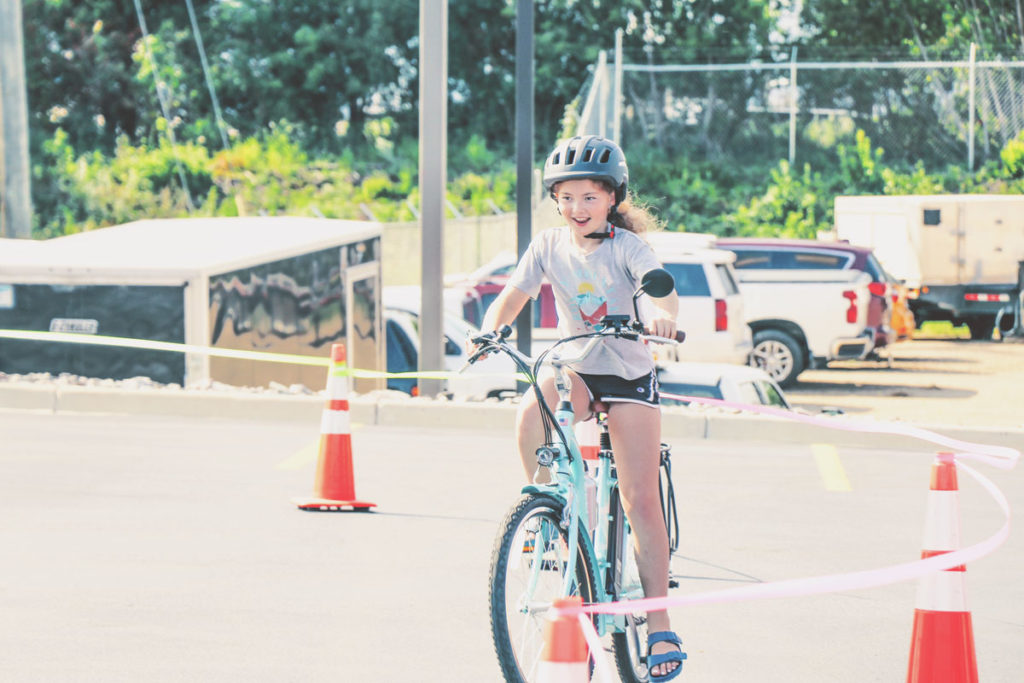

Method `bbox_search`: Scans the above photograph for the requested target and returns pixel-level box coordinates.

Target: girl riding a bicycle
[477,135,685,681]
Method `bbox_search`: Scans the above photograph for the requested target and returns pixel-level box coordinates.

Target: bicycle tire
[489,493,596,683]
[609,488,650,683]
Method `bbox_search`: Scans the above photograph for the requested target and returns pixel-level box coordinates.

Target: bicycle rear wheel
[489,493,596,683]
[608,488,650,683]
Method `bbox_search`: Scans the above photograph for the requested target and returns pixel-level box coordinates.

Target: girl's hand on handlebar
[646,314,679,341]
[464,325,514,365]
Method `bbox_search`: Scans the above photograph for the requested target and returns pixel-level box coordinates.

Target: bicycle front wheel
[489,493,596,683]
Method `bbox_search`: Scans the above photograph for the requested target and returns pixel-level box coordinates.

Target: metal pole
[1012,260,1024,337]
[514,0,533,361]
[0,0,33,238]
[968,42,977,170]
[598,51,608,137]
[613,28,624,143]
[418,0,447,397]
[789,46,798,165]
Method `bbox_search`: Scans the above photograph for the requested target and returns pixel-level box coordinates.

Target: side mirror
[632,268,676,325]
[639,268,675,298]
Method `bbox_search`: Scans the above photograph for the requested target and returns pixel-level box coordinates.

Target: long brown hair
[609,194,662,235]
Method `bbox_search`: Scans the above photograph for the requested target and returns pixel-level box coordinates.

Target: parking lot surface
[2,409,1020,682]
[785,337,1024,431]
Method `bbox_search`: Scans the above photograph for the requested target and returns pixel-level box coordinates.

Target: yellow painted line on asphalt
[275,423,364,470]
[276,440,320,470]
[812,443,852,492]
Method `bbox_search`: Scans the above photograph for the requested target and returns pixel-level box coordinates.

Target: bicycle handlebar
[465,319,683,374]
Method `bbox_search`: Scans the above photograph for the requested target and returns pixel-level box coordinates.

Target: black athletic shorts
[576,370,660,407]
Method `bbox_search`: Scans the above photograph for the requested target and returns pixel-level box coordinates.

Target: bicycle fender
[520,484,565,506]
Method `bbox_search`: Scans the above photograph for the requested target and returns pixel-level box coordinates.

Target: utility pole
[417,0,447,398]
[514,0,533,360]
[0,0,33,238]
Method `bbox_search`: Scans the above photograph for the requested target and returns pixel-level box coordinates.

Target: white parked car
[383,287,518,399]
[644,233,753,366]
[657,361,791,409]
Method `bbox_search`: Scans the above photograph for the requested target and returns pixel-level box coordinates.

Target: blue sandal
[647,630,686,682]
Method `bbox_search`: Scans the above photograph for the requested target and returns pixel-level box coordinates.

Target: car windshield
[659,381,723,406]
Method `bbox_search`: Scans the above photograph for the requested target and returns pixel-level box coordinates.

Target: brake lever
[462,324,515,372]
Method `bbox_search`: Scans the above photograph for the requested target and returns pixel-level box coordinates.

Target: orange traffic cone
[294,343,375,512]
[575,419,599,461]
[906,452,977,683]
[537,597,589,683]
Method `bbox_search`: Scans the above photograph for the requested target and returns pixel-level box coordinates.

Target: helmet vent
[598,149,611,164]
[582,148,594,163]
[566,147,576,164]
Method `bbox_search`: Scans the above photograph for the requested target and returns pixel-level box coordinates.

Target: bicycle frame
[517,351,635,637]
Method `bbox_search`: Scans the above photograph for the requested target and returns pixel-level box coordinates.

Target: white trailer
[0,217,384,390]
[834,194,1024,339]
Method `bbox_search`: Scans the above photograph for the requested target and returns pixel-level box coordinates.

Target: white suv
[644,232,753,365]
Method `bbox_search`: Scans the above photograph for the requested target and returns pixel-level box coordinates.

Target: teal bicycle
[467,269,682,683]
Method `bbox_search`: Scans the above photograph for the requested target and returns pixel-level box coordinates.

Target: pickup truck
[735,268,875,386]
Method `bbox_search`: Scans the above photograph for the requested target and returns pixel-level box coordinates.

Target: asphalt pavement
[2,409,1021,682]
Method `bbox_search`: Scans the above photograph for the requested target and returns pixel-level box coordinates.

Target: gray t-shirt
[508,226,665,377]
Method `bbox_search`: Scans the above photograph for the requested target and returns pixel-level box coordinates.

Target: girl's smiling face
[553,179,616,240]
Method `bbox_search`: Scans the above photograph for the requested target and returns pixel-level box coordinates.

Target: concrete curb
[1,382,1021,452]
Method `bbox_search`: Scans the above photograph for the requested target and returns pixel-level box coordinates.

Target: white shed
[0,217,384,391]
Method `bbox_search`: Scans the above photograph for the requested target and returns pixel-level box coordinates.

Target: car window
[715,263,740,296]
[659,381,723,406]
[386,319,417,371]
[728,250,772,269]
[385,318,418,394]
[757,381,790,408]
[663,263,711,297]
[788,252,847,269]
[730,248,850,270]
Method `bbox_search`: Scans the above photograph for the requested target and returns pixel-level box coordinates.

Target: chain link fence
[578,39,1024,172]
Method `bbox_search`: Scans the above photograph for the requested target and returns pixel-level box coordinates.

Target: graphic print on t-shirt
[573,282,608,328]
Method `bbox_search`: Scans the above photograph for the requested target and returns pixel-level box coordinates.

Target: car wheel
[750,329,804,387]
[966,317,994,341]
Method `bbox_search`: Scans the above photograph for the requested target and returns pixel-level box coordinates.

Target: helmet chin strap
[584,212,617,239]
[584,227,614,239]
